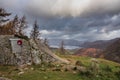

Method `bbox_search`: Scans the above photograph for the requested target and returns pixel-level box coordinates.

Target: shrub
[103,65,112,72]
[14,35,29,41]
[75,60,84,66]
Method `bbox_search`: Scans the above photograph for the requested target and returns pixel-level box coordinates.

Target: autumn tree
[30,20,40,40]
[0,9,28,35]
[2,21,14,34]
[0,8,11,25]
[3,15,19,35]
[0,8,11,34]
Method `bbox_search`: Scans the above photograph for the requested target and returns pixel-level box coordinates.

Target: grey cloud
[39,13,120,41]
[26,0,120,17]
[1,0,120,41]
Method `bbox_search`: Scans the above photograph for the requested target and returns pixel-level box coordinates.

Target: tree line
[0,8,65,51]
[0,8,40,39]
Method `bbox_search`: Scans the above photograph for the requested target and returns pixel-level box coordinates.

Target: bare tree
[12,15,19,34]
[30,20,40,40]
[18,15,27,36]
[59,40,65,54]
[44,38,49,47]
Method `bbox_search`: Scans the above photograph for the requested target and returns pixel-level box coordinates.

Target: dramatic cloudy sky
[1,0,120,41]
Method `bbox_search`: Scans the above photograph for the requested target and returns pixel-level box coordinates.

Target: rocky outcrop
[29,39,57,64]
[0,35,69,65]
[0,35,33,65]
[35,39,69,64]
[0,35,14,65]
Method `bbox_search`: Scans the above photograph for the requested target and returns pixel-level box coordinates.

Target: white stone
[18,71,24,75]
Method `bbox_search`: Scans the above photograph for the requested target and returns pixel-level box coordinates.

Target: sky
[1,0,120,41]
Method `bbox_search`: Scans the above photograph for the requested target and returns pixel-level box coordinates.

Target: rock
[24,67,29,70]
[44,76,48,79]
[30,67,34,70]
[76,66,86,72]
[27,62,32,66]
[72,71,77,74]
[0,77,12,80]
[75,60,84,66]
[91,58,99,63]
[0,35,31,65]
[90,58,100,75]
[0,35,69,66]
[62,65,76,71]
[18,71,24,75]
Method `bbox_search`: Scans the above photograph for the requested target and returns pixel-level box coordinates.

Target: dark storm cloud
[40,13,120,41]
[1,0,120,41]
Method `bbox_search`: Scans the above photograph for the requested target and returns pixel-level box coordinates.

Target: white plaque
[9,38,22,53]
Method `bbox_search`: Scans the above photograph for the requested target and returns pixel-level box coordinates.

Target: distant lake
[50,45,81,50]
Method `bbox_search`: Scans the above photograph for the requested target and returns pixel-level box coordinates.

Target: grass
[11,71,82,80]
[0,55,120,80]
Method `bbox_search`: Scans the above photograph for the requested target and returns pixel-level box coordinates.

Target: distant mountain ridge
[49,38,120,63]
[102,38,120,63]
[74,48,102,57]
[48,39,83,49]
[81,38,120,49]
[48,38,120,49]
[74,37,120,63]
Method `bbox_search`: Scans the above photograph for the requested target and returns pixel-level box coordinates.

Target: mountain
[74,48,102,57]
[103,38,120,63]
[81,38,120,49]
[48,38,120,50]
[74,38,120,60]
[48,39,83,49]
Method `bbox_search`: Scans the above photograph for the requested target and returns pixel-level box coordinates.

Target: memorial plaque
[9,38,23,53]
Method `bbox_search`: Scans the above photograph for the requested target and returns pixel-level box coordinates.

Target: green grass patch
[11,71,82,80]
[0,55,120,80]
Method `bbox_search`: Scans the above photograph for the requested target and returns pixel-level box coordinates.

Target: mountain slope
[81,38,120,49]
[103,38,120,63]
[74,48,102,57]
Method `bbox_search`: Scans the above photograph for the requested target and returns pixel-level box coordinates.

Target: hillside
[0,55,120,80]
[0,36,120,80]
[81,38,120,49]
[73,38,120,63]
[48,38,120,50]
[74,48,102,57]
[103,38,120,63]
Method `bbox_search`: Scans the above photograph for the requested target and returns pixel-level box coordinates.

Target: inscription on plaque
[9,38,22,53]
